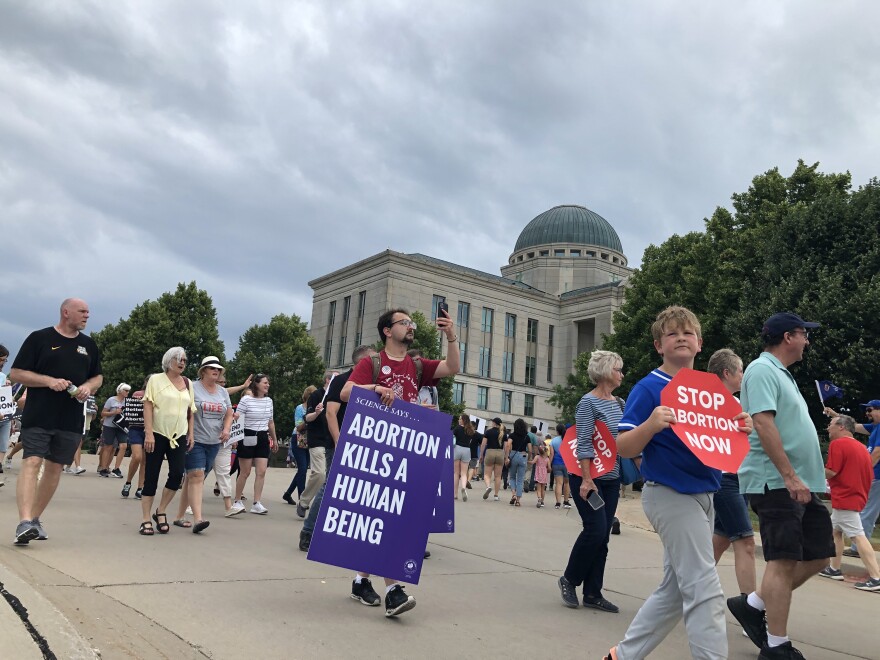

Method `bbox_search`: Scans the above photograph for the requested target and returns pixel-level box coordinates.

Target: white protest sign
[532,419,553,436]
[469,415,487,434]
[226,413,246,447]
[0,386,15,417]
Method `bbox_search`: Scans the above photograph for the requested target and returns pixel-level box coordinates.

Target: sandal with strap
[152,510,170,534]
[193,520,210,534]
[139,522,154,536]
[173,519,193,528]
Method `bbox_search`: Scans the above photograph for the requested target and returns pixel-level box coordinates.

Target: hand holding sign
[659,369,750,472]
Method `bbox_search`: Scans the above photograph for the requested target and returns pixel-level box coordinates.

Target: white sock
[747,591,765,611]
[385,583,400,595]
[767,633,789,648]
[354,574,363,584]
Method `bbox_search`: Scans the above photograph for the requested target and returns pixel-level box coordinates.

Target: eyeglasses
[391,319,417,329]
[178,358,188,364]
[788,330,810,339]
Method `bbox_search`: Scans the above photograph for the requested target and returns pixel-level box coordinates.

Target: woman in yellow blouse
[139,347,195,535]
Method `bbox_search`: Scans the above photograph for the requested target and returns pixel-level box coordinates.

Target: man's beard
[402,334,414,347]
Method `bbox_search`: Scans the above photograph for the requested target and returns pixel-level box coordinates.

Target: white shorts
[831,508,865,539]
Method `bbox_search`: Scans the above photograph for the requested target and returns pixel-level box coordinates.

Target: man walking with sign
[729,312,834,660]
[339,307,459,617]
[9,298,103,544]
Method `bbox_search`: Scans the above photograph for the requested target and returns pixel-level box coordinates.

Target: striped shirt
[575,393,622,481]
[237,395,274,431]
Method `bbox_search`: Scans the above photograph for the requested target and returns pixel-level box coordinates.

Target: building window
[539,249,549,256]
[547,359,553,383]
[501,390,512,414]
[477,386,489,410]
[505,313,516,338]
[586,250,596,257]
[354,332,362,348]
[548,324,554,347]
[324,338,332,365]
[502,351,514,382]
[453,382,464,405]
[554,249,565,257]
[527,319,538,343]
[479,346,492,378]
[357,291,366,317]
[527,252,535,258]
[570,249,581,257]
[342,296,351,322]
[481,307,494,333]
[457,301,470,327]
[601,253,609,260]
[525,356,537,386]
[338,336,347,366]
[517,255,523,261]
[432,294,447,321]
[327,301,336,325]
[524,394,535,417]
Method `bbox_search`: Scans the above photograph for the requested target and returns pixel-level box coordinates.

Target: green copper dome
[514,205,622,253]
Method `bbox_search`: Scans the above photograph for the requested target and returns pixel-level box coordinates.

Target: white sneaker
[185,506,193,515]
[231,500,246,514]
[63,466,73,474]
[73,466,86,475]
[461,487,468,502]
[250,501,268,515]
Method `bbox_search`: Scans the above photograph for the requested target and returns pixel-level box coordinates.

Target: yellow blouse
[144,373,195,445]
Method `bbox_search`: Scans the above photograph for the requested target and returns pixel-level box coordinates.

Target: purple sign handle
[431,438,455,533]
[307,391,450,584]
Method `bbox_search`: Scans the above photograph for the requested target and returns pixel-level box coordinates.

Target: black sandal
[193,520,210,534]
[139,522,154,536]
[152,510,170,534]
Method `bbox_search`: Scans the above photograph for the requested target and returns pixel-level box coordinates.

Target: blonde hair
[707,349,742,379]
[587,350,623,383]
[651,306,702,342]
[302,385,317,404]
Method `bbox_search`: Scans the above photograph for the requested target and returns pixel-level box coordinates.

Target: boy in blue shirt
[604,306,751,660]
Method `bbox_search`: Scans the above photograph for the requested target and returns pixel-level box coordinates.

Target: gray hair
[707,348,743,379]
[833,414,856,434]
[587,350,623,384]
[161,347,187,372]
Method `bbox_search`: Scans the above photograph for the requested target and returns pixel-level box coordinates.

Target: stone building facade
[307,205,631,423]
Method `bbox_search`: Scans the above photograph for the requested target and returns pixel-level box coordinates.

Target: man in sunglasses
[339,307,459,617]
[729,312,833,660]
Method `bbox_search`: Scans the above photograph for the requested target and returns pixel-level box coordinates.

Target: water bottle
[66,384,79,398]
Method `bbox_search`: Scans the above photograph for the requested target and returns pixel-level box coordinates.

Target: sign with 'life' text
[660,368,750,472]
[560,422,618,478]
[308,392,449,584]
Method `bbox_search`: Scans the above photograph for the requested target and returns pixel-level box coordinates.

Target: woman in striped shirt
[231,374,277,515]
[557,350,625,613]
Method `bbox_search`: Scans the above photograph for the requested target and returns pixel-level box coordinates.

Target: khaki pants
[299,447,327,508]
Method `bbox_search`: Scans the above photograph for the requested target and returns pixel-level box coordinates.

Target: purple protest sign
[431,438,455,533]
[307,391,450,584]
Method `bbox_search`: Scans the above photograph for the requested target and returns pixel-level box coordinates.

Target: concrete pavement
[0,456,876,659]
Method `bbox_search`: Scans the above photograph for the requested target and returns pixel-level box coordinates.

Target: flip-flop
[193,520,210,534]
[173,519,193,528]
[139,522,154,536]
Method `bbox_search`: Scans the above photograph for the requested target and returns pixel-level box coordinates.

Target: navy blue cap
[860,400,880,408]
[761,312,820,337]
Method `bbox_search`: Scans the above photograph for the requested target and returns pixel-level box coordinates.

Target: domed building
[308,204,632,425]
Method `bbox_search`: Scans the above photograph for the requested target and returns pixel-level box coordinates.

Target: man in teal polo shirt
[727,312,834,660]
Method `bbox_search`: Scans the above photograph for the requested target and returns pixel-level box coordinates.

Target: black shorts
[750,488,834,562]
[21,427,82,465]
[237,430,270,460]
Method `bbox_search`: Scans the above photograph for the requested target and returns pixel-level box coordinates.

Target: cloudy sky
[2,1,878,361]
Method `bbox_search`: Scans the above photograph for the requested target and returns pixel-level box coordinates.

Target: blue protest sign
[307,391,450,584]
[431,438,455,533]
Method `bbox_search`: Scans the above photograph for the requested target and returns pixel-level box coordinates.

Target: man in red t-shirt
[819,414,880,591]
[340,307,460,616]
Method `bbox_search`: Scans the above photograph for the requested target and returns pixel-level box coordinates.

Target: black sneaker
[818,566,843,580]
[557,576,579,608]
[424,550,431,559]
[98,469,110,478]
[727,593,767,649]
[121,482,132,498]
[610,517,621,535]
[563,500,572,509]
[351,578,381,606]
[758,641,804,659]
[298,530,311,552]
[282,493,295,505]
[384,585,416,617]
[134,488,143,499]
[554,502,561,510]
[842,547,860,558]
[296,502,308,518]
[111,468,124,478]
[583,596,619,613]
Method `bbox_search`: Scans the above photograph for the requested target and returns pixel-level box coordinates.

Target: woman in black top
[480,418,506,501]
[505,418,532,506]
[468,425,483,484]
[452,414,475,501]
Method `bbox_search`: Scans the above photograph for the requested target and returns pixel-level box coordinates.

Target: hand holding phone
[586,490,605,510]
[437,301,449,320]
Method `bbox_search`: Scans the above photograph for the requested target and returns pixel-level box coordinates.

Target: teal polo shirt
[738,351,825,494]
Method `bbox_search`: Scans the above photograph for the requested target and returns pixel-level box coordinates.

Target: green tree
[92,282,224,405]
[600,160,880,427]
[227,314,324,439]
[547,351,592,424]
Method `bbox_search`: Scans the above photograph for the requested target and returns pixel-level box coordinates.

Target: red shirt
[826,436,873,511]
[349,351,440,404]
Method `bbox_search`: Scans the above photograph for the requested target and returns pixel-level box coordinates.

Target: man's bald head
[59,298,90,333]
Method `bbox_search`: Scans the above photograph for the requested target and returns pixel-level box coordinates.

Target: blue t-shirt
[865,423,880,481]
[619,369,721,494]
[550,434,565,466]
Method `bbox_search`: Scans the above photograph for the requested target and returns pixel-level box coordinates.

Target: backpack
[370,354,423,388]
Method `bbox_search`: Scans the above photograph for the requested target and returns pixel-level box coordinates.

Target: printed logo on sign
[382,365,392,376]
[403,558,418,576]
[77,346,88,356]
[446,519,453,530]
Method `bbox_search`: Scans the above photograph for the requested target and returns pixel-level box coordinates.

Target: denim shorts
[127,426,145,446]
[186,441,221,474]
[0,418,11,453]
[551,463,568,478]
[713,473,754,541]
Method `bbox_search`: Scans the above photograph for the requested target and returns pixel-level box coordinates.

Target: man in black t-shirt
[296,371,337,517]
[10,298,103,545]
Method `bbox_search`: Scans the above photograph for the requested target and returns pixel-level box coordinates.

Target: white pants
[214,444,234,498]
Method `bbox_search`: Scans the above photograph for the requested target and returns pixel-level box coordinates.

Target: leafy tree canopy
[553,161,880,425]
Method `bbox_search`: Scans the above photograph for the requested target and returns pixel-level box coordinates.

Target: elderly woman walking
[139,347,195,535]
[558,350,625,613]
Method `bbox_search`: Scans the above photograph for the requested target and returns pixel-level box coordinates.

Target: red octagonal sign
[660,368,750,473]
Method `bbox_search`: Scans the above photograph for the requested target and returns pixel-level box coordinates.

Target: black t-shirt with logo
[12,327,102,433]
